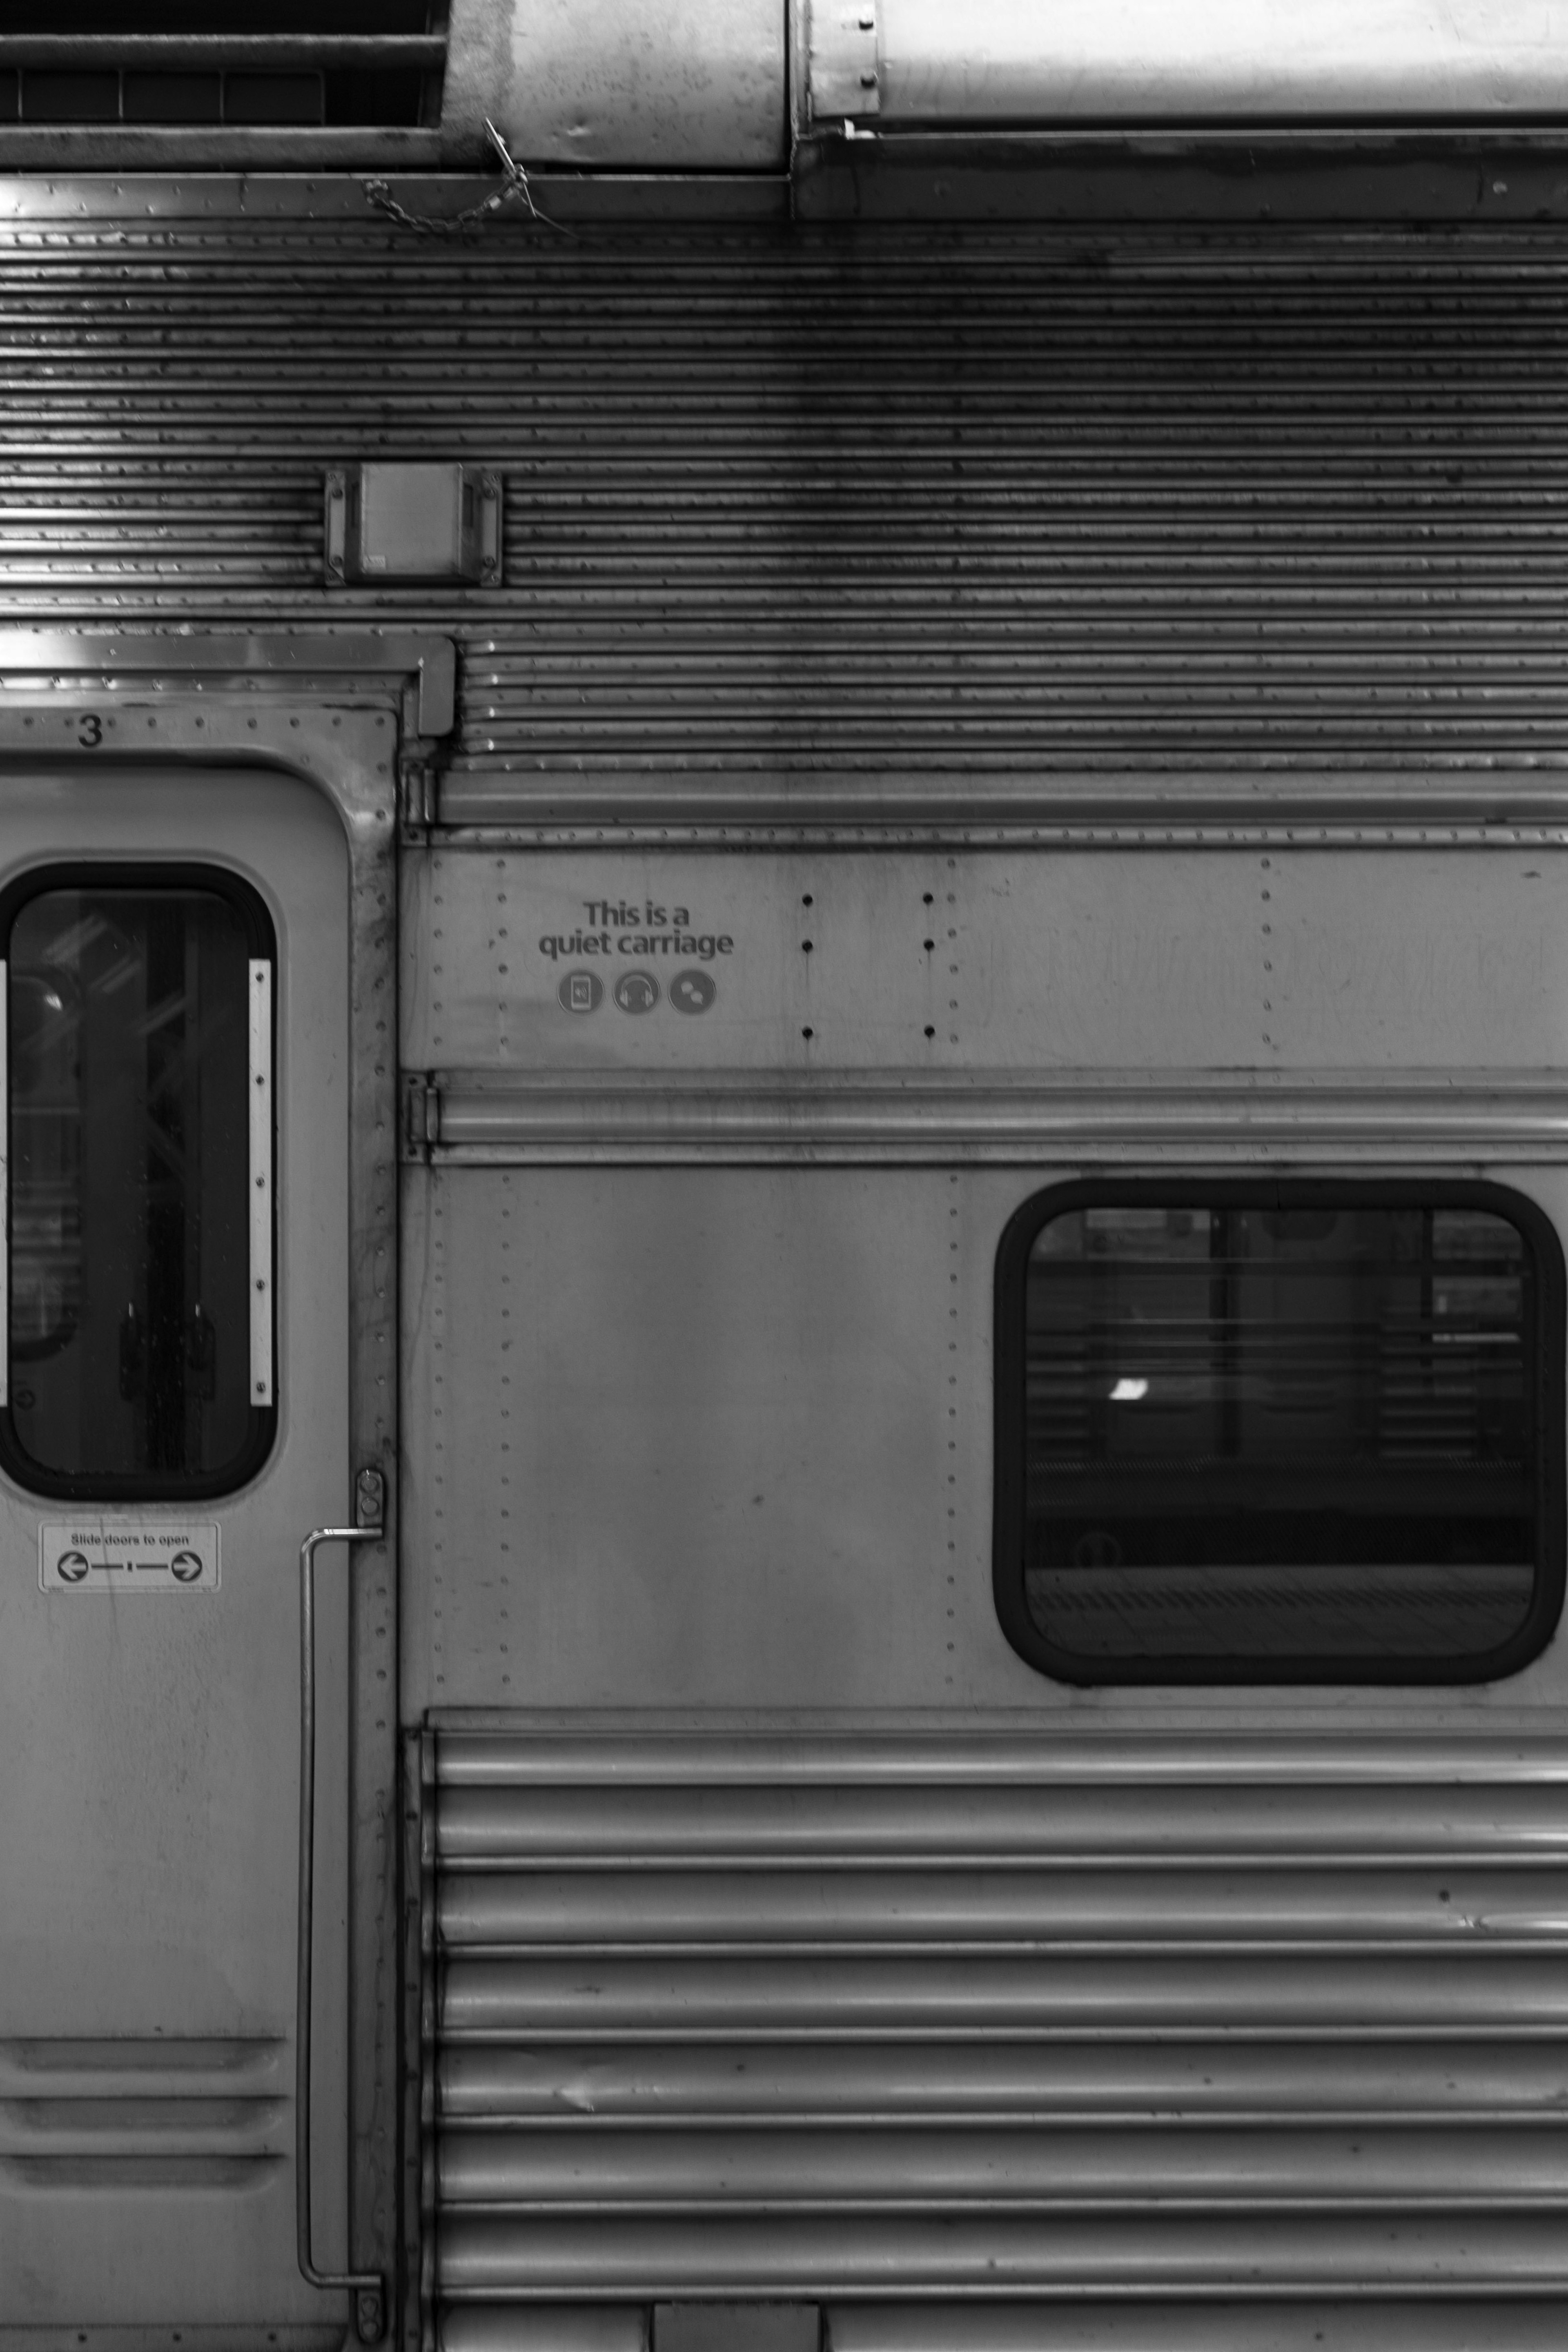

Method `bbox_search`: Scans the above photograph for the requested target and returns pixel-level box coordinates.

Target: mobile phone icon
[559,970,604,1014]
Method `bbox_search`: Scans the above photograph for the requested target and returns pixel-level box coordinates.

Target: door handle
[297,1469,386,2343]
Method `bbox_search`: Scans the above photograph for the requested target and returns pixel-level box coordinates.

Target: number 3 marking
[78,713,102,747]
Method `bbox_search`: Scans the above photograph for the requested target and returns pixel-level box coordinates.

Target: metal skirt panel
[422,1731,1568,2327]
[6,216,1568,784]
[435,2312,1568,2352]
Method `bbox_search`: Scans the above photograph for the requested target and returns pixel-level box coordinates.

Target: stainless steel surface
[325,466,503,590]
[403,845,1568,1077]
[809,2,881,122]
[0,631,456,742]
[6,160,1563,227]
[399,1163,1568,1717]
[4,215,1568,777]
[11,179,1568,2349]
[0,2033,288,2176]
[0,650,416,2335]
[499,0,786,170]
[431,1730,1568,1780]
[435,1866,1568,1944]
[0,764,354,2331]
[829,2309,1568,2352]
[420,1730,1568,2324]
[250,957,275,1408]
[433,773,1568,832]
[436,2038,1568,2117]
[437,2214,1568,2293]
[414,1071,1568,1163]
[654,2310,819,2352]
[434,1772,1568,1847]
[437,2313,648,2352]
[439,2121,1568,2200]
[802,0,1568,127]
[296,1478,388,2343]
[439,1949,1568,2034]
[0,2332,349,2352]
[399,835,1568,1158]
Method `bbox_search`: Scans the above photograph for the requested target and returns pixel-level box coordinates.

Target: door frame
[0,629,449,2345]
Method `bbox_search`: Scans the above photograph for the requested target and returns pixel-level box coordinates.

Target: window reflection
[7,882,269,1494]
[1024,1200,1542,1665]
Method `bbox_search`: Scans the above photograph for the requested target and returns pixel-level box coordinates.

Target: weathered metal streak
[430,1733,1568,1782]
[440,1950,1568,2035]
[434,1780,1568,1858]
[437,1867,1568,1945]
[425,1735,1568,2323]
[3,218,1568,779]
[434,2209,1568,2294]
[434,2040,1568,2118]
[434,2123,1568,2205]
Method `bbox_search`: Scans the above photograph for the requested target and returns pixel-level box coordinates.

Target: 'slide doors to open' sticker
[40,1521,221,1592]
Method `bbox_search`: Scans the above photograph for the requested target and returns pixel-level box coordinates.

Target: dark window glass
[4,876,274,1499]
[994,1185,1564,1684]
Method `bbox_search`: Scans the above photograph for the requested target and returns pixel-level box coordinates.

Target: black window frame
[0,860,278,1503]
[993,1176,1567,1687]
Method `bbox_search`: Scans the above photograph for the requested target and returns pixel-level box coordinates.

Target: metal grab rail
[297,1471,386,2344]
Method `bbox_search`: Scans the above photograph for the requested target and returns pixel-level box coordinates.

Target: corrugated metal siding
[422,1730,1568,2341]
[2,215,1568,781]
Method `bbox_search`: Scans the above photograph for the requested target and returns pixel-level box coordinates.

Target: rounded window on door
[993,1180,1566,1685]
[1,867,276,1500]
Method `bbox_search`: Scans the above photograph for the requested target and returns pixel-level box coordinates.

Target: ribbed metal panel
[2,212,1568,784]
[423,1730,1568,2336]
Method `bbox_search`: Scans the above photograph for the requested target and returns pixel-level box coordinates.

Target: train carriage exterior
[4,7,1568,2350]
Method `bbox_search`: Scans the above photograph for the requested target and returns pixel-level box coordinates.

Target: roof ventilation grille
[0,5,446,134]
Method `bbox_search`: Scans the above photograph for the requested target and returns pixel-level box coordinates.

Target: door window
[2,868,275,1497]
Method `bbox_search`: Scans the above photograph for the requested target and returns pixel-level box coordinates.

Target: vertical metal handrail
[298,1470,385,2343]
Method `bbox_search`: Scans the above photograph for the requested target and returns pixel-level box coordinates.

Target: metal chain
[363,118,568,237]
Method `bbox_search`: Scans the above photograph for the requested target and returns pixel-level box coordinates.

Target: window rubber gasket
[992,1174,1567,1688]
[0,858,278,1503]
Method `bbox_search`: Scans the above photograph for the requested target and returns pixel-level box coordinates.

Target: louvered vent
[0,4,446,136]
[419,1728,1568,2347]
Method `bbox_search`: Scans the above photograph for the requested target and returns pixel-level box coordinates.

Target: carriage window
[993,1185,1564,1684]
[1,872,275,1499]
